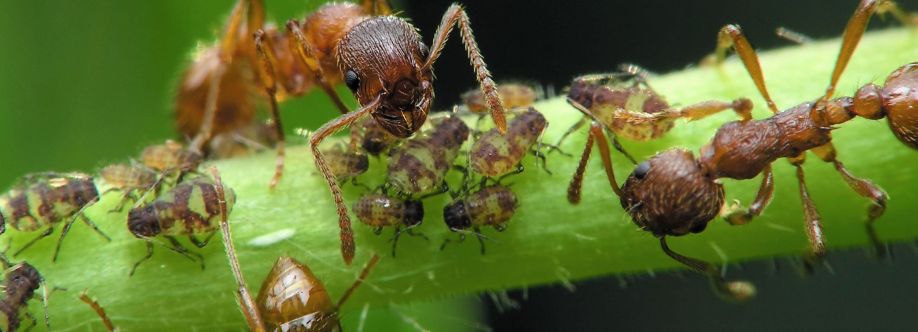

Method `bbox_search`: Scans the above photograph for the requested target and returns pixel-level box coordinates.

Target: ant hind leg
[789,155,827,259]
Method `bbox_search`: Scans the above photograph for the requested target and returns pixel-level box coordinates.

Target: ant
[176,0,506,265]
[0,255,52,331]
[469,107,554,178]
[212,165,381,331]
[79,290,119,332]
[387,115,470,197]
[0,172,110,262]
[353,191,426,257]
[617,0,915,296]
[126,170,235,275]
[558,67,752,204]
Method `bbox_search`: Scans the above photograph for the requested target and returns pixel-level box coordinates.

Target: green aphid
[126,173,235,276]
[0,172,109,262]
[387,116,470,196]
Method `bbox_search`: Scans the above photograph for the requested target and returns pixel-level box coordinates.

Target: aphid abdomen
[388,141,445,194]
[466,186,518,227]
[1,189,41,232]
[471,109,546,177]
[3,175,99,232]
[154,179,234,236]
[353,194,404,227]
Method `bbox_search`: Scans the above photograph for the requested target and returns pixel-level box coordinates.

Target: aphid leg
[254,30,288,190]
[13,228,53,258]
[390,227,402,257]
[336,254,381,308]
[553,116,589,151]
[590,122,624,197]
[617,63,657,92]
[23,310,38,331]
[53,211,111,262]
[567,98,638,164]
[474,226,487,255]
[721,165,775,225]
[129,242,155,276]
[373,227,383,235]
[440,233,465,251]
[286,20,351,115]
[40,283,52,330]
[405,228,429,241]
[876,0,917,26]
[567,125,595,204]
[823,0,890,100]
[189,0,247,153]
[707,24,779,113]
[789,155,827,258]
[311,99,381,265]
[188,231,217,248]
[672,98,754,122]
[210,166,267,332]
[80,290,117,332]
[812,142,888,256]
[659,236,756,302]
[424,4,506,133]
[165,236,206,270]
[606,131,638,165]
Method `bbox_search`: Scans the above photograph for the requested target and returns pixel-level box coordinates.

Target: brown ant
[617,0,915,296]
[0,172,110,262]
[0,255,52,331]
[559,67,752,204]
[79,290,119,332]
[126,170,235,275]
[212,165,380,331]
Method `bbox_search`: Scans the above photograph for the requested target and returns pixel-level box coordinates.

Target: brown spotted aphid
[79,290,118,332]
[214,173,380,332]
[353,192,425,257]
[126,171,235,276]
[470,107,550,178]
[350,117,399,157]
[321,145,370,181]
[140,140,203,179]
[387,116,471,197]
[99,163,161,212]
[617,0,916,297]
[441,184,519,254]
[0,172,110,261]
[0,256,51,332]
[560,70,752,204]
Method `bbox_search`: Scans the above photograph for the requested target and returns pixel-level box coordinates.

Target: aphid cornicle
[470,107,549,178]
[0,172,110,261]
[442,185,519,254]
[353,193,425,257]
[213,170,381,332]
[0,256,50,332]
[387,116,471,196]
[126,172,236,276]
[617,0,915,300]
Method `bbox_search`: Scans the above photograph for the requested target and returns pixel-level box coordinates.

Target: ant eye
[633,161,651,180]
[345,70,360,92]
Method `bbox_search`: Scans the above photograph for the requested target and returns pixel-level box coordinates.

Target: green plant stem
[11,29,918,331]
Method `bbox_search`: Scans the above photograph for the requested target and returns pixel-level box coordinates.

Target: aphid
[441,184,519,254]
[462,83,537,114]
[213,169,381,332]
[618,0,915,298]
[0,172,110,261]
[470,107,550,178]
[99,163,160,211]
[353,192,425,257]
[350,117,399,157]
[0,256,50,332]
[79,290,119,332]
[140,140,203,179]
[323,145,370,181]
[387,116,470,197]
[126,171,235,275]
[560,70,752,204]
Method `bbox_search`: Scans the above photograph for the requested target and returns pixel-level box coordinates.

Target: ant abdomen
[881,63,918,149]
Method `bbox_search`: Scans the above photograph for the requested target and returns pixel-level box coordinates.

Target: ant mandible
[619,0,916,280]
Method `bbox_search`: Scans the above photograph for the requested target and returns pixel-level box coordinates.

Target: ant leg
[336,254,381,308]
[13,228,53,258]
[254,31,288,190]
[789,155,827,258]
[775,27,812,45]
[589,122,624,197]
[567,126,594,205]
[812,142,888,256]
[129,241,155,276]
[425,4,506,133]
[823,0,895,100]
[672,98,754,122]
[247,0,265,32]
[877,0,917,26]
[286,21,351,115]
[361,0,392,15]
[721,165,775,225]
[189,231,217,248]
[311,99,380,265]
[190,0,247,152]
[210,166,267,332]
[660,236,756,302]
[165,236,206,270]
[80,290,117,332]
[474,227,487,255]
[554,115,588,150]
[707,24,779,114]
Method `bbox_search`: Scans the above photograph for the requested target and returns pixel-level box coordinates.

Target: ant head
[443,200,471,231]
[127,205,161,238]
[338,17,433,138]
[620,149,724,237]
[403,199,424,228]
[881,62,918,150]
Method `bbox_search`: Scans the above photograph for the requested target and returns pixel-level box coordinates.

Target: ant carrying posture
[177,0,506,265]
[617,0,916,297]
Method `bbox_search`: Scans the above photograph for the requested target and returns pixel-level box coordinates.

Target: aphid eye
[633,161,651,180]
[345,70,360,92]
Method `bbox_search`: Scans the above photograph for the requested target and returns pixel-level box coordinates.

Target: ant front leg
[789,155,827,258]
[721,165,774,226]
[286,20,352,115]
[567,124,595,205]
[705,24,779,114]
[659,236,756,302]
[311,99,380,265]
[254,31,288,190]
[425,4,506,133]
